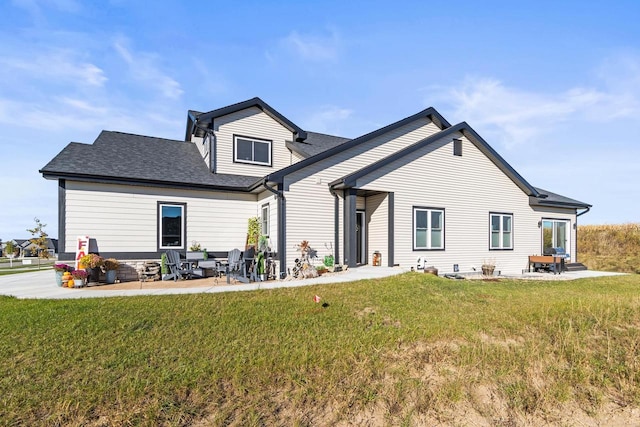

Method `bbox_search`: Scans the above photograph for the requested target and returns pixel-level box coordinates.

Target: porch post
[333,191,340,264]
[343,188,357,268]
[58,179,66,258]
[277,183,287,278]
[387,192,394,267]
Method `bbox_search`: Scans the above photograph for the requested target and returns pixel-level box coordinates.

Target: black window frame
[233,134,273,167]
[158,202,187,250]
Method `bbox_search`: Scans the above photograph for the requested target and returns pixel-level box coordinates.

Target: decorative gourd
[67,279,74,287]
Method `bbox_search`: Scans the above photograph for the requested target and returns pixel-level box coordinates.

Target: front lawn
[0,273,639,425]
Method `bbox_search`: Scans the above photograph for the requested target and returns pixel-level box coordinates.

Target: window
[413,207,444,250]
[490,213,513,250]
[158,203,185,249]
[453,138,462,156]
[234,135,272,166]
[542,219,569,253]
[261,203,270,236]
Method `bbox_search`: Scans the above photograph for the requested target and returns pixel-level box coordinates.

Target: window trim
[541,218,570,254]
[489,212,514,250]
[261,203,270,237]
[158,202,186,250]
[233,134,273,167]
[412,206,445,251]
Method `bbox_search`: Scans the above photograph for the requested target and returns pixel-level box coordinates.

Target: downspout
[575,206,590,264]
[329,187,340,265]
[262,178,287,279]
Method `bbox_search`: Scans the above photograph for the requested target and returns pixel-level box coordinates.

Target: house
[40,97,590,277]
[3,238,58,258]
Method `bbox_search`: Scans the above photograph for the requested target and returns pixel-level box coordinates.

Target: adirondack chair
[219,248,247,284]
[164,250,192,281]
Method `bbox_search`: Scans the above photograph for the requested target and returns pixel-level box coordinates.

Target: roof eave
[195,97,307,142]
[40,171,254,193]
[267,106,450,183]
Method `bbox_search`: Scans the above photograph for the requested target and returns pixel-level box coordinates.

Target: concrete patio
[0,267,627,300]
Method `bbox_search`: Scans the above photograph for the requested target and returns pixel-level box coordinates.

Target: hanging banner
[76,236,90,269]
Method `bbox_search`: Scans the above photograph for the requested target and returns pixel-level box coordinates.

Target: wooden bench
[528,255,564,274]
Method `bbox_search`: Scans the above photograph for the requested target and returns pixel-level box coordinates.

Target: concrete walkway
[0,266,409,299]
[0,267,627,300]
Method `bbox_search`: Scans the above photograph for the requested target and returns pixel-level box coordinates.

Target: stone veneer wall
[114,260,162,282]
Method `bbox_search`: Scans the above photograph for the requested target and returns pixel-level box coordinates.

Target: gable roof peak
[188,97,307,142]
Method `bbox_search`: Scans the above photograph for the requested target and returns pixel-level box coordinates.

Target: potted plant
[102,258,119,284]
[71,269,88,287]
[81,253,104,283]
[482,259,496,276]
[53,263,73,286]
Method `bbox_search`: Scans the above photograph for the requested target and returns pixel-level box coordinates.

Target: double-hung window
[261,203,270,236]
[490,213,513,250]
[234,135,272,166]
[413,207,445,250]
[158,202,186,249]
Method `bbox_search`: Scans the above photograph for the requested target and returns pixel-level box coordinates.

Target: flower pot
[55,270,64,287]
[105,270,117,284]
[86,267,101,284]
[482,266,495,276]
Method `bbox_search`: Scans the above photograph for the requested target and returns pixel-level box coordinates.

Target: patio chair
[164,250,192,281]
[242,246,256,282]
[218,248,246,284]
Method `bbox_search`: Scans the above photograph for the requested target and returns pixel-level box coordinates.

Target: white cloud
[425,54,640,150]
[113,36,184,99]
[302,105,353,134]
[0,50,107,87]
[273,29,342,63]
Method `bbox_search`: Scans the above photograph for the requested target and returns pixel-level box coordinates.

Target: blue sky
[1,0,639,240]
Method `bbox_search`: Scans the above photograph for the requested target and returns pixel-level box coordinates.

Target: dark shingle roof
[286,131,351,158]
[532,187,591,209]
[41,131,261,190]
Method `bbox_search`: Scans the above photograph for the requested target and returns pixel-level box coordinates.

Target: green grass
[1,273,639,425]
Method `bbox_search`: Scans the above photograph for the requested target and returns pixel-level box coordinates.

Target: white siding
[64,181,256,254]
[257,190,278,252]
[354,135,577,274]
[366,193,388,265]
[283,118,440,269]
[214,107,295,176]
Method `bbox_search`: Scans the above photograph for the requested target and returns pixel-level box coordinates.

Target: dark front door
[356,211,366,264]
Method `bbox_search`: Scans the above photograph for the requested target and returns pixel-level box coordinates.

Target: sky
[1,0,639,241]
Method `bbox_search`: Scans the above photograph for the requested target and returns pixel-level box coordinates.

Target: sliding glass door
[542,219,569,253]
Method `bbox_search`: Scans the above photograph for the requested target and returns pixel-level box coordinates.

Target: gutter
[577,206,591,217]
[262,178,287,279]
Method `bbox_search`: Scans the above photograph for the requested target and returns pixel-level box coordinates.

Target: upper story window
[413,207,445,250]
[234,135,272,166]
[490,213,513,250]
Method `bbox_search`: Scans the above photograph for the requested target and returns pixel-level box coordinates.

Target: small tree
[27,217,50,269]
[5,241,15,257]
